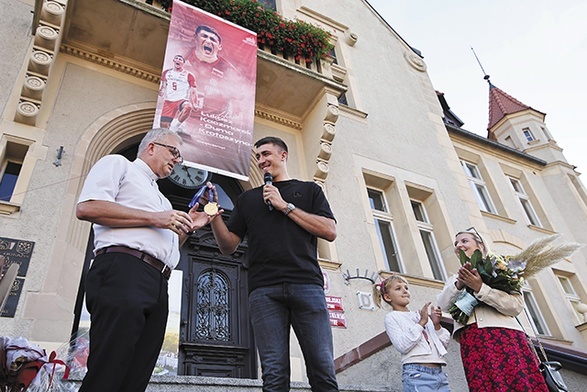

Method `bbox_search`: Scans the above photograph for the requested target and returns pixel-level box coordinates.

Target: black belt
[95,246,171,280]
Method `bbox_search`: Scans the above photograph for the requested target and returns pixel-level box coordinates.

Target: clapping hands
[419,302,443,330]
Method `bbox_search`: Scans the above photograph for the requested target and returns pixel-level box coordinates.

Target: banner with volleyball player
[155,0,257,180]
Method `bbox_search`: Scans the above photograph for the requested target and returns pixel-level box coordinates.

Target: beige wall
[1,0,587,385]
[451,133,587,350]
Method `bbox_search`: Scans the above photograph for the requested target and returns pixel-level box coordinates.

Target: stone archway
[48,102,256,378]
[33,102,158,343]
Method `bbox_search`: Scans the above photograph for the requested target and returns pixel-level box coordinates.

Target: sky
[367,0,587,174]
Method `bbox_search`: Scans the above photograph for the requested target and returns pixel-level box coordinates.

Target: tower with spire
[485,77,569,166]
[469,47,570,166]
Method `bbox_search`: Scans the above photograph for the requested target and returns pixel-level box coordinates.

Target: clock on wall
[169,164,209,189]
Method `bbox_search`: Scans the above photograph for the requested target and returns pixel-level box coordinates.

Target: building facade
[2,0,587,389]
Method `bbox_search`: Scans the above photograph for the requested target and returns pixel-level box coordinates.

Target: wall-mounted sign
[357,291,375,311]
[0,236,35,318]
[326,296,346,328]
[1,278,24,318]
[326,295,343,311]
[329,311,347,328]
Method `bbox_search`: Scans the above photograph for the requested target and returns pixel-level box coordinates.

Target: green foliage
[459,249,524,294]
[159,0,334,62]
[447,235,582,325]
[449,249,524,324]
[161,332,179,353]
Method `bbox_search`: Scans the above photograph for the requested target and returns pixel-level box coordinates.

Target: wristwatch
[284,203,296,216]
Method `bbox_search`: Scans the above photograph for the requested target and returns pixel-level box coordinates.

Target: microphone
[264,172,273,211]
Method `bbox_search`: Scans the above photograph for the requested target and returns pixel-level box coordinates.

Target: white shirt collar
[134,158,160,182]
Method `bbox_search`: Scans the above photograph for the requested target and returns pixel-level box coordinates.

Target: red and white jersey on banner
[161,69,196,102]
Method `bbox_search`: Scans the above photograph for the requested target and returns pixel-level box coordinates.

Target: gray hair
[137,128,182,155]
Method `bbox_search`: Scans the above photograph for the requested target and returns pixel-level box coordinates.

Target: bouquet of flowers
[449,234,582,324]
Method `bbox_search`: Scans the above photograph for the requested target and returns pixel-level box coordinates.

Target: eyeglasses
[153,142,183,164]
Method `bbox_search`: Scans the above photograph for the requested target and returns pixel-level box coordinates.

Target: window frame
[460,160,497,214]
[522,127,536,142]
[367,187,404,273]
[504,135,517,149]
[0,136,31,207]
[0,159,23,202]
[557,276,584,324]
[541,126,554,142]
[508,177,542,227]
[522,282,550,336]
[410,199,446,281]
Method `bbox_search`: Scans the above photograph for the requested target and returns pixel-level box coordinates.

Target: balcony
[57,0,346,120]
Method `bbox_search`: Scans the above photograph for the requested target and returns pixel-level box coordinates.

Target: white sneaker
[169,118,180,133]
[176,122,187,135]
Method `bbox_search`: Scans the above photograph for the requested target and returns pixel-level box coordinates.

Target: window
[541,126,554,142]
[569,174,587,207]
[522,282,550,336]
[504,136,517,149]
[522,128,535,142]
[509,177,541,226]
[411,200,445,280]
[557,276,584,324]
[461,160,497,213]
[367,188,402,272]
[257,0,276,11]
[329,44,356,108]
[0,140,29,204]
[0,162,22,201]
[328,47,338,65]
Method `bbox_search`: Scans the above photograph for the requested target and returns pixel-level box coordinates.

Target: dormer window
[504,136,517,149]
[522,128,535,142]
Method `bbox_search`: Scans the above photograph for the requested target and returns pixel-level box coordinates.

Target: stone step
[63,375,393,391]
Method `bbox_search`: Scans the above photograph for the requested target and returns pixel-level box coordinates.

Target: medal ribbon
[188,184,212,208]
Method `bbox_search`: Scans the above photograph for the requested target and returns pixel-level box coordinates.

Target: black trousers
[79,252,169,392]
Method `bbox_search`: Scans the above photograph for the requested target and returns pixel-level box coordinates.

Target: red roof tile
[487,85,532,130]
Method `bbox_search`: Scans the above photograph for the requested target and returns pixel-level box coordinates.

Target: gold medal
[204,202,219,216]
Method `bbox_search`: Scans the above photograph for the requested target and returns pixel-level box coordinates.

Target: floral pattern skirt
[460,323,548,392]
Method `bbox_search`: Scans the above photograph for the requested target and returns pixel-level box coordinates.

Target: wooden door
[177,225,256,378]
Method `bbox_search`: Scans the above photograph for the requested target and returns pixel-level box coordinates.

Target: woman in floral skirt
[436,228,548,392]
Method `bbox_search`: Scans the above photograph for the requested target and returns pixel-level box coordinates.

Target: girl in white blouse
[375,275,451,392]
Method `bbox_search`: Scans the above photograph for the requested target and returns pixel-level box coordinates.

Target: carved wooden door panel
[177,226,256,378]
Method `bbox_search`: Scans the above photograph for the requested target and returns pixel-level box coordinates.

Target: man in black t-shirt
[209,136,339,392]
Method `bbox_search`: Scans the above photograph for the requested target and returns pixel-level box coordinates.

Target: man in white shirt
[76,128,210,392]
